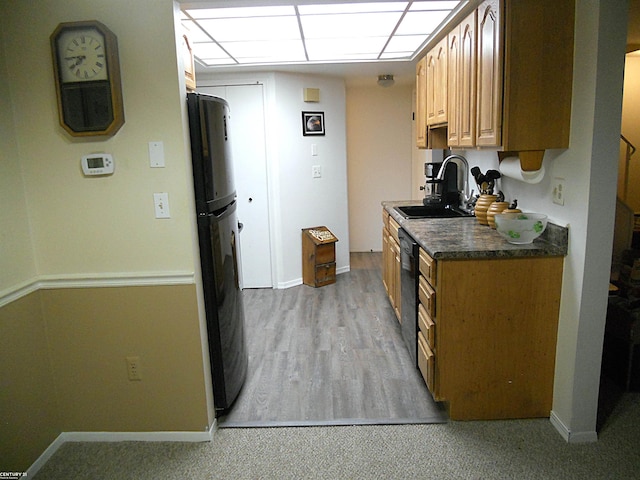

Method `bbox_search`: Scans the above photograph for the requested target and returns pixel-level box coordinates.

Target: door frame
[197,76,279,289]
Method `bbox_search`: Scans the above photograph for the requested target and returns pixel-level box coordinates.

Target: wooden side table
[302,226,338,287]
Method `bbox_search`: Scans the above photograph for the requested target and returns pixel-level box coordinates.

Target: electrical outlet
[552,178,565,206]
[312,165,322,178]
[126,356,142,381]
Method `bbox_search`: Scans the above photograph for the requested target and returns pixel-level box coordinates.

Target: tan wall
[619,55,640,211]
[42,284,207,432]
[346,84,413,252]
[0,292,60,471]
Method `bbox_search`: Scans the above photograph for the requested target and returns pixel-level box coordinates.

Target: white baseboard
[278,278,303,289]
[550,410,598,443]
[276,265,351,290]
[27,424,216,478]
[26,433,67,478]
[60,429,214,443]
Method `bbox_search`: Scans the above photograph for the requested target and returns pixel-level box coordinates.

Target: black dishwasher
[398,228,418,367]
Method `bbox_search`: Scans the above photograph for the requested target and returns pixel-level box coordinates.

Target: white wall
[197,71,351,287]
[346,84,413,252]
[273,73,350,285]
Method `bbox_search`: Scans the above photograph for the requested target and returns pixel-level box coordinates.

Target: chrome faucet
[435,154,473,208]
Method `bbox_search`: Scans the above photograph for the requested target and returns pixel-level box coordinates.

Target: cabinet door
[426,50,437,126]
[382,227,390,296]
[392,238,402,321]
[476,0,502,147]
[433,38,448,125]
[447,28,460,146]
[416,56,428,148]
[459,10,477,147]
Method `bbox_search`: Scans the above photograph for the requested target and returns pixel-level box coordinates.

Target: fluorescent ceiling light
[182,1,466,67]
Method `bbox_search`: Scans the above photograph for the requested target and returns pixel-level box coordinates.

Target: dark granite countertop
[383,201,568,260]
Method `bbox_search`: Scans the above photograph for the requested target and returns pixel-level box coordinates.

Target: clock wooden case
[50,20,125,137]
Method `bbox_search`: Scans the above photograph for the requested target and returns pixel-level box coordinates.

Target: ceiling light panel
[182,1,466,67]
[222,40,306,61]
[384,34,429,52]
[306,37,388,60]
[395,10,451,35]
[197,16,300,42]
[300,12,403,39]
[186,6,295,19]
[297,2,408,14]
[409,1,461,11]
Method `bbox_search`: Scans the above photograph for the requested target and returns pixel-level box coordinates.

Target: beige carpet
[33,387,640,479]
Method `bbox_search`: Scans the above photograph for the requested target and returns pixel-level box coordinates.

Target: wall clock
[50,20,124,137]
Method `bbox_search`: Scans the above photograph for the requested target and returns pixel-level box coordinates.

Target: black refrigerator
[187,92,247,416]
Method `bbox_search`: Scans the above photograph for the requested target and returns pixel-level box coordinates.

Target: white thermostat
[81,154,114,176]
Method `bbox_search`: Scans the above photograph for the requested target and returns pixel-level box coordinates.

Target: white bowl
[494,213,548,244]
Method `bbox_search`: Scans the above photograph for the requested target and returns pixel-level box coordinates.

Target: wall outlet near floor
[552,177,565,206]
[126,356,142,381]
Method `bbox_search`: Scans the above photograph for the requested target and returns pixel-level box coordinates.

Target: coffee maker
[422,160,459,206]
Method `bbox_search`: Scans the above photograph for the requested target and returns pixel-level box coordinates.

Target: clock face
[56,28,109,83]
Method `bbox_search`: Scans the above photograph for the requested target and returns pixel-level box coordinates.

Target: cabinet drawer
[314,262,336,287]
[315,243,335,265]
[389,217,400,243]
[418,331,436,396]
[419,248,436,286]
[382,209,389,229]
[418,303,435,351]
[418,275,436,318]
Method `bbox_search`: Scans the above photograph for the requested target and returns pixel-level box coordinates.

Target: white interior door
[198,84,273,288]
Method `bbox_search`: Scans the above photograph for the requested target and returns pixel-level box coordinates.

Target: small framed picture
[302,111,325,136]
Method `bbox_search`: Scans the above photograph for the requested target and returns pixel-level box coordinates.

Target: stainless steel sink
[394,205,474,219]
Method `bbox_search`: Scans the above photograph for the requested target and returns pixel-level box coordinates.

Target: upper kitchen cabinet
[476,0,502,147]
[416,56,427,149]
[449,9,477,148]
[447,26,460,146]
[182,31,196,91]
[426,37,448,127]
[477,0,575,166]
[499,0,574,159]
[416,0,575,166]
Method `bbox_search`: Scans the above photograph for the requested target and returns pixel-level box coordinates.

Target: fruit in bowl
[493,212,548,244]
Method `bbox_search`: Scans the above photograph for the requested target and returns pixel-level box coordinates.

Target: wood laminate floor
[218,252,448,427]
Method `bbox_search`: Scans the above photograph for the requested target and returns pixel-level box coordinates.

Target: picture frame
[302,111,325,136]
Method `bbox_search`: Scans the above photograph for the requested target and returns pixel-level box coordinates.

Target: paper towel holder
[497,150,544,172]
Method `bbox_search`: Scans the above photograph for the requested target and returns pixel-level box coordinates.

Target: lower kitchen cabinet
[418,248,563,420]
[382,211,401,322]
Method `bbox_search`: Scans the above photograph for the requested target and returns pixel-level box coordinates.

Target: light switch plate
[149,141,165,168]
[153,192,170,218]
